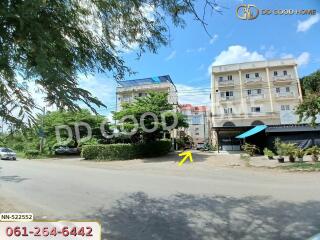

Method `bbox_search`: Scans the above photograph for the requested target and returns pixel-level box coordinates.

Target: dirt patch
[0,196,17,212]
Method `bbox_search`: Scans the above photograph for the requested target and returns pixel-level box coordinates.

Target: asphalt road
[1,156,320,240]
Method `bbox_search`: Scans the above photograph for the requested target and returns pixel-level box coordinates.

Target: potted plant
[274,138,284,163]
[281,143,297,163]
[306,146,320,162]
[263,148,274,160]
[295,148,305,162]
[242,143,259,156]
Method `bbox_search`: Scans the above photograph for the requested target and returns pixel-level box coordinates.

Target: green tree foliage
[0,0,219,125]
[40,109,109,148]
[301,70,320,94]
[296,70,320,127]
[1,109,111,154]
[113,92,188,142]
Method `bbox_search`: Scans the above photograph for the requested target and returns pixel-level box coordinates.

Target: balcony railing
[246,94,265,100]
[245,77,263,84]
[219,96,234,102]
[276,92,295,98]
[273,75,292,82]
[218,79,234,85]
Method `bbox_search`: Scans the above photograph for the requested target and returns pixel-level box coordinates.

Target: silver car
[0,147,17,160]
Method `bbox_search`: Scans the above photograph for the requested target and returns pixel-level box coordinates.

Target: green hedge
[24,149,40,159]
[81,141,172,160]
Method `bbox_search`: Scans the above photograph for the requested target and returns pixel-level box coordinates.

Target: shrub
[136,141,172,157]
[306,146,320,162]
[274,138,284,157]
[295,148,305,159]
[242,143,259,156]
[263,148,274,159]
[13,143,25,152]
[78,138,99,147]
[278,142,297,162]
[24,149,40,159]
[81,140,172,160]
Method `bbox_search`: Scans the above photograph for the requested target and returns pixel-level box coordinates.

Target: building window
[246,74,250,79]
[221,91,233,99]
[274,71,278,76]
[286,87,290,92]
[283,70,287,76]
[226,91,233,98]
[219,76,223,81]
[195,128,199,131]
[138,93,143,97]
[224,108,233,114]
[251,107,261,113]
[281,105,290,111]
[276,88,280,93]
[192,115,201,125]
[195,133,199,136]
[247,89,252,95]
[255,73,260,78]
[257,89,262,94]
[227,75,232,80]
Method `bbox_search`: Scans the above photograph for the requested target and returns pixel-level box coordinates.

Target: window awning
[235,125,267,139]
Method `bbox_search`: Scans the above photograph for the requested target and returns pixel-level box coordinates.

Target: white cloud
[165,50,176,61]
[79,74,117,113]
[208,45,265,73]
[176,84,210,106]
[297,14,320,32]
[197,47,206,52]
[186,47,206,54]
[209,34,219,44]
[280,52,310,66]
[264,45,277,59]
[280,53,294,59]
[296,52,310,66]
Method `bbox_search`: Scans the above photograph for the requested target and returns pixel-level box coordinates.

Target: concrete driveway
[1,152,320,240]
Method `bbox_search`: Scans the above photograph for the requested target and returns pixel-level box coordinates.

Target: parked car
[54,146,80,155]
[196,143,205,150]
[0,147,17,160]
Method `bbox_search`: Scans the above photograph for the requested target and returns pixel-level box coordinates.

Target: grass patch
[16,151,56,160]
[279,162,320,171]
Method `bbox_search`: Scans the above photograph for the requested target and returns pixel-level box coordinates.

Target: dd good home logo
[236,4,260,20]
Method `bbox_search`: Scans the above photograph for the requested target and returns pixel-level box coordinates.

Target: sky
[49,0,320,117]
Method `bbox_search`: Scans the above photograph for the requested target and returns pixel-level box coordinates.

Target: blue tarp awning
[236,125,267,139]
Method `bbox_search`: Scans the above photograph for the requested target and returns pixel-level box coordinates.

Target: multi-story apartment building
[210,59,303,150]
[180,104,209,145]
[116,75,178,110]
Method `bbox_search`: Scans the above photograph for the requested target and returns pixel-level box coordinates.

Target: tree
[301,70,320,94]
[0,0,220,125]
[39,109,111,148]
[113,92,188,142]
[1,109,112,154]
[296,70,320,127]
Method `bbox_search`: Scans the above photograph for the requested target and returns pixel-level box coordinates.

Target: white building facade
[116,75,178,110]
[210,59,303,148]
[180,104,209,145]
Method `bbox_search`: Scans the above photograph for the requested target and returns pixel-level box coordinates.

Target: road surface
[1,155,320,240]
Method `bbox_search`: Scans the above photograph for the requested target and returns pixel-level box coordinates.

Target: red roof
[180,104,208,112]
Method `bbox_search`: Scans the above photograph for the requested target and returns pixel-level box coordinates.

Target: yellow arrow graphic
[178,151,193,166]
